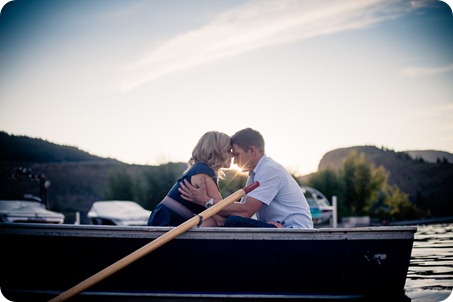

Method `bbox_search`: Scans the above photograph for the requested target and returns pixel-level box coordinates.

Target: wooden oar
[48,181,260,302]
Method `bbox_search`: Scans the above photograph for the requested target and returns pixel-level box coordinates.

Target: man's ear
[249,146,256,155]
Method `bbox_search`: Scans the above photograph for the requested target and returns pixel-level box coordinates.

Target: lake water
[405,223,453,302]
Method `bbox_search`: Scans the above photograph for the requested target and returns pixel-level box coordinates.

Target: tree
[371,184,422,222]
[307,169,341,197]
[337,151,389,216]
[339,151,367,216]
[306,169,346,216]
[106,169,136,201]
[142,162,186,210]
[306,150,423,221]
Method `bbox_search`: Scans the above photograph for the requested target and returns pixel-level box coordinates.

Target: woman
[147,131,232,227]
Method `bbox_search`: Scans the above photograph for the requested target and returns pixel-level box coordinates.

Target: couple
[147,128,313,229]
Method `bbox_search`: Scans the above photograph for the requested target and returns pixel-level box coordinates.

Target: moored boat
[0,223,416,301]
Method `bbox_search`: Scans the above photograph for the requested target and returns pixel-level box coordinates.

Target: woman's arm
[190,173,222,203]
[190,173,225,227]
[179,178,262,218]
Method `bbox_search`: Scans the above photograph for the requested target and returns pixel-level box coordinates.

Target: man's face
[232,143,253,172]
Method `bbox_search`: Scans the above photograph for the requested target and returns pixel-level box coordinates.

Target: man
[179,128,313,228]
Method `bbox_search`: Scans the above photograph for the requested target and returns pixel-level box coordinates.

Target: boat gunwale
[0,223,417,240]
[3,288,369,300]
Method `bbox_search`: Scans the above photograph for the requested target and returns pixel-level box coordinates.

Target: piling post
[332,196,337,228]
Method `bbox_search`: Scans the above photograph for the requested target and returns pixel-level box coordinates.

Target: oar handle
[243,181,260,194]
[49,181,260,302]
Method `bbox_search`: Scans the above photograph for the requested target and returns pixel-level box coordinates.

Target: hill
[314,146,453,217]
[0,131,187,223]
[0,131,117,163]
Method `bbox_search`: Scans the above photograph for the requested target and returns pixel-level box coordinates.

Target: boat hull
[0,224,416,301]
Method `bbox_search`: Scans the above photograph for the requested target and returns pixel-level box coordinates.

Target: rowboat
[0,223,416,301]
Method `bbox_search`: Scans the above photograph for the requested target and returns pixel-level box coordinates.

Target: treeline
[105,149,428,223]
[0,131,109,163]
[2,131,452,223]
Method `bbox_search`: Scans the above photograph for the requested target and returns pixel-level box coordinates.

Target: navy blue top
[167,162,218,214]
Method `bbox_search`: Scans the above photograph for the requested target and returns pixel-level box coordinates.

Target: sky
[0,0,452,176]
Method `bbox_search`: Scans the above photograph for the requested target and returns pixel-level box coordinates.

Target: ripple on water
[404,223,453,301]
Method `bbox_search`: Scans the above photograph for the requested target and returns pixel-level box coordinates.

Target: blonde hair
[188,131,231,179]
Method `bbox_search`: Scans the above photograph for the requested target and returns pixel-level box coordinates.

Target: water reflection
[405,223,453,301]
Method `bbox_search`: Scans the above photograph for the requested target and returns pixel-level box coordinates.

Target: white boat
[0,197,64,224]
[301,186,333,224]
[88,200,151,226]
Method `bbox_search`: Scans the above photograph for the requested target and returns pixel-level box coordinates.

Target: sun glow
[230,163,243,173]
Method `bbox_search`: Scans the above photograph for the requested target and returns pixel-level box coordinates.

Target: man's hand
[267,221,284,228]
[178,178,209,206]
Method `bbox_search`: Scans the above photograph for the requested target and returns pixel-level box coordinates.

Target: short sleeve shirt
[245,155,313,228]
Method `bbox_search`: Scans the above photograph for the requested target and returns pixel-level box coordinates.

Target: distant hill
[314,146,453,217]
[0,131,118,163]
[318,146,451,171]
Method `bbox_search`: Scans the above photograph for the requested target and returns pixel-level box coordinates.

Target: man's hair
[231,128,265,153]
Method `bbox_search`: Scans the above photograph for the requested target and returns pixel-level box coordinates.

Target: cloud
[402,64,453,77]
[121,0,409,91]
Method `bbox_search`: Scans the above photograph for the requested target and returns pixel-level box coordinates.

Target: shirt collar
[251,154,267,176]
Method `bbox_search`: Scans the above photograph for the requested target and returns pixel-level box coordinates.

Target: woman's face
[223,148,233,168]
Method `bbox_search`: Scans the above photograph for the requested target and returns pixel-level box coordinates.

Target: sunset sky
[1,0,452,176]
